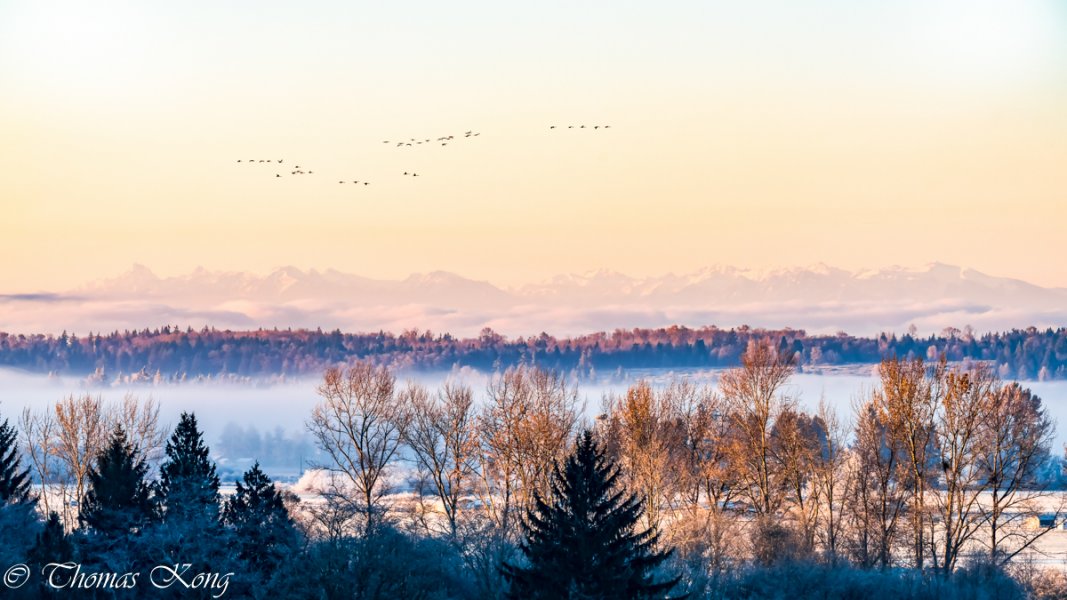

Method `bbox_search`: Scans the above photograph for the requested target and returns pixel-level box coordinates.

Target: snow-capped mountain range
[2,263,1064,337]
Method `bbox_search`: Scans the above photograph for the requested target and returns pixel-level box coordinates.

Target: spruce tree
[156,412,221,524]
[502,430,683,600]
[0,416,31,505]
[79,426,157,536]
[223,462,300,577]
[27,511,74,565]
[0,414,38,574]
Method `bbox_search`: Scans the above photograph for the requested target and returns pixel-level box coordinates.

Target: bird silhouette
[413,173,419,177]
[339,181,344,184]
[363,182,369,186]
[403,171,409,175]
[580,125,585,128]
[308,171,313,174]
[604,125,611,128]
[278,159,283,163]
[237,160,242,162]
[275,174,281,177]
[550,126,556,129]
[594,126,599,129]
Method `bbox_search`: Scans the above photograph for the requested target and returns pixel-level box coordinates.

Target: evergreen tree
[0,416,32,505]
[79,426,157,536]
[0,414,39,573]
[502,430,683,600]
[156,412,221,524]
[27,511,75,566]
[223,462,300,577]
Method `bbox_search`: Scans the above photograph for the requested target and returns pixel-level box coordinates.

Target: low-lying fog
[2,367,1065,483]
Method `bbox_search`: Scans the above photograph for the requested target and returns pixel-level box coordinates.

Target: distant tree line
[3,348,1067,598]
[2,324,1066,381]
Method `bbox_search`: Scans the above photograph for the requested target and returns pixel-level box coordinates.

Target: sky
[2,0,1066,293]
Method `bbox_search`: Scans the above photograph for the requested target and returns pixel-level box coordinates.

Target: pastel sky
[2,0,1066,292]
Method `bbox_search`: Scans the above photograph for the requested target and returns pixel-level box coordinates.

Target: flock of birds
[384,130,482,148]
[549,125,611,130]
[235,124,608,188]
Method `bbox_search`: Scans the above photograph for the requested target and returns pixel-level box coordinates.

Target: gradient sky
[2,0,1066,292]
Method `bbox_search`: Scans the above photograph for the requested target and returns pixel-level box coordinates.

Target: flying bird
[363,182,369,186]
[275,174,281,177]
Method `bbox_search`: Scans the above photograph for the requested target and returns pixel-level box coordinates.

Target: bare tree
[308,363,412,531]
[475,366,579,537]
[977,382,1057,565]
[110,393,166,470]
[720,341,796,517]
[811,399,849,565]
[929,363,998,574]
[846,397,909,569]
[19,408,61,521]
[52,395,108,528]
[404,381,479,538]
[772,406,822,555]
[875,356,939,570]
[666,379,732,514]
[604,380,678,529]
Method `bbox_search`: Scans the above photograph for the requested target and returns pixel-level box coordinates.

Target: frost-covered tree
[79,426,157,536]
[223,462,300,579]
[0,415,32,505]
[156,412,220,525]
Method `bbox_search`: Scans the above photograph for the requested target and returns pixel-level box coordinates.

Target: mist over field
[5,365,1067,482]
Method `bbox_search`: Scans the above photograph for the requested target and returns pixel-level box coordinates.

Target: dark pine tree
[0,416,32,505]
[223,462,300,578]
[79,426,157,536]
[0,415,38,574]
[156,412,221,525]
[27,511,75,566]
[502,431,683,600]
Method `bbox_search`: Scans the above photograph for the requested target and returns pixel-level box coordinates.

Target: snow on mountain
[15,263,1066,337]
